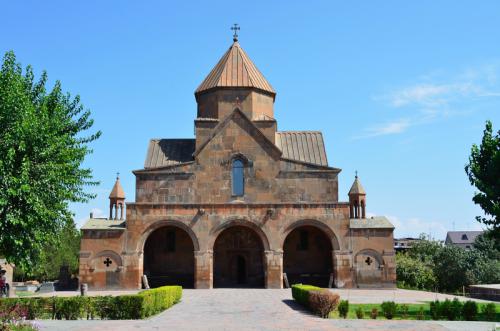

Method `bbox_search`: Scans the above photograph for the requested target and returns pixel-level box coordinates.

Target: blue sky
[2,1,499,239]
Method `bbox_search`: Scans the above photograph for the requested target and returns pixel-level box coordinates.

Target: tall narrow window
[232,159,244,196]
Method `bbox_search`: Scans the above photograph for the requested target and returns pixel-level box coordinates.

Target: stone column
[264,249,283,289]
[382,250,396,288]
[122,250,142,289]
[195,250,213,289]
[333,250,354,288]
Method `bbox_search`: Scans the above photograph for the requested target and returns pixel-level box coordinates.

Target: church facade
[79,36,396,290]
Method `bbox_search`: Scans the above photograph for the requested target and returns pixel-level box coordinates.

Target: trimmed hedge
[291,284,341,318]
[291,284,321,308]
[0,285,182,320]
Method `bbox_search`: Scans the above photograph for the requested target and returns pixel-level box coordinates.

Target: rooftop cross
[231,23,240,42]
[355,170,358,178]
[116,172,120,179]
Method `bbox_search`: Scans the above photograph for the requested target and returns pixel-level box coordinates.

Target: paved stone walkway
[38,289,498,331]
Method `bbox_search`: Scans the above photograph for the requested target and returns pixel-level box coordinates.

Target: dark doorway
[236,255,246,284]
[214,226,265,288]
[283,225,333,287]
[143,226,195,288]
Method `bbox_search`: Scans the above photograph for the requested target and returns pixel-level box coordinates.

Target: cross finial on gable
[233,96,242,108]
[231,24,240,42]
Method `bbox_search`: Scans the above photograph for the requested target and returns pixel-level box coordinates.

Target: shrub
[139,285,182,318]
[416,306,425,320]
[338,300,349,319]
[439,298,462,321]
[308,290,340,318]
[291,284,321,308]
[0,285,182,320]
[370,308,378,319]
[399,304,409,319]
[429,300,440,320]
[54,296,86,320]
[381,301,397,320]
[481,302,496,321]
[355,306,364,319]
[447,298,462,321]
[462,300,478,321]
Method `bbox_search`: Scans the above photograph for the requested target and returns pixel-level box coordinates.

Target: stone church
[79,34,396,290]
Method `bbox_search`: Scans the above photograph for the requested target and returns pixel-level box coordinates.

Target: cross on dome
[231,23,240,41]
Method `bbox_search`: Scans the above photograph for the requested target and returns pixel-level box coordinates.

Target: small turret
[109,173,125,220]
[348,172,366,219]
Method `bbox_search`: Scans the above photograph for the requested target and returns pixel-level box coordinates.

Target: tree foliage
[13,221,81,281]
[0,51,100,269]
[396,233,500,293]
[465,120,500,236]
[395,253,437,290]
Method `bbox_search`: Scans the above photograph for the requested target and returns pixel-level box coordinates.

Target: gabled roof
[348,176,366,195]
[350,216,394,229]
[445,231,483,244]
[195,41,275,97]
[193,108,282,158]
[109,177,125,199]
[81,218,126,231]
[275,131,328,167]
[144,139,195,169]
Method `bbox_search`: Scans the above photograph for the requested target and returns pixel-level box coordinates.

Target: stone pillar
[122,251,142,289]
[264,249,283,289]
[333,250,354,288]
[382,250,396,288]
[195,250,213,289]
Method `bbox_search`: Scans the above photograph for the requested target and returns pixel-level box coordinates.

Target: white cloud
[358,62,500,139]
[355,118,411,139]
[392,215,448,240]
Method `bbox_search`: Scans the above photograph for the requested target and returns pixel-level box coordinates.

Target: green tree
[433,245,471,292]
[407,234,442,264]
[465,120,500,236]
[0,51,100,270]
[13,221,81,281]
[395,253,437,290]
[474,230,500,260]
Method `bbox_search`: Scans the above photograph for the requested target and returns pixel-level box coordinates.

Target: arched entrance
[213,226,265,288]
[143,226,195,288]
[283,225,333,287]
[355,249,382,287]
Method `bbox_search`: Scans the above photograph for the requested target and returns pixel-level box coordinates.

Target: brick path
[38,289,497,331]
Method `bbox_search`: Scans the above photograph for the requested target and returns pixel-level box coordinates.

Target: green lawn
[328,302,500,321]
[12,290,36,297]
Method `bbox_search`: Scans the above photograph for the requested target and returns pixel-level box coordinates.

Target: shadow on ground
[282,299,316,317]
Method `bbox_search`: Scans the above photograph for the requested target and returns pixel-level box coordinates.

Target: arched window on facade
[232,159,244,196]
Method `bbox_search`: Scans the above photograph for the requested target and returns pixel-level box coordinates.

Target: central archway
[143,226,195,288]
[213,225,265,288]
[283,225,333,287]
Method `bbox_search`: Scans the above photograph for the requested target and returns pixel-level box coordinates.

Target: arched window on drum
[232,159,244,196]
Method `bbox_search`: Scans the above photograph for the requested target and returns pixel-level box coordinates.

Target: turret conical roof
[195,40,275,97]
[348,175,366,195]
[109,176,125,199]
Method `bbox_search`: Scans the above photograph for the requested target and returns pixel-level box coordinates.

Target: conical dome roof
[348,176,366,195]
[195,40,275,97]
[109,176,125,199]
